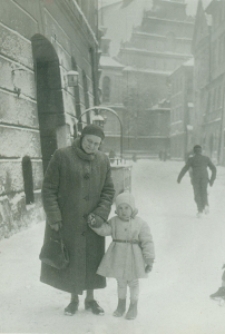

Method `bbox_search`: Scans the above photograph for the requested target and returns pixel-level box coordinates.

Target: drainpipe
[219,74,225,165]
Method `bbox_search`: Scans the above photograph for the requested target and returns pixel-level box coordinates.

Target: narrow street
[1,160,225,334]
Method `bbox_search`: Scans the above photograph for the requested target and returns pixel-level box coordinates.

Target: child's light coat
[91,216,155,279]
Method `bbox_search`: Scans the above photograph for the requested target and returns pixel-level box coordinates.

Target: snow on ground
[1,159,225,334]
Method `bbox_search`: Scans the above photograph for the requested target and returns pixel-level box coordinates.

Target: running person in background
[177,145,216,218]
[210,264,225,302]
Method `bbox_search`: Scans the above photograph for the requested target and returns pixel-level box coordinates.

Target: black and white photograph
[1,0,225,333]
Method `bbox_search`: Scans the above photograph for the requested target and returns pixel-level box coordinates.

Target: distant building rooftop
[100,56,124,68]
[147,98,171,111]
[99,0,122,9]
[183,57,194,66]
[123,66,172,76]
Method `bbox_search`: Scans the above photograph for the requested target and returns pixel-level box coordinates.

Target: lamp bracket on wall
[11,67,26,98]
[65,70,79,88]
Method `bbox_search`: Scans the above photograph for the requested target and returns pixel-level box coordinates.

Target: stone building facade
[118,0,194,106]
[0,0,98,238]
[98,35,126,156]
[145,99,170,158]
[193,0,225,164]
[99,0,194,156]
[169,58,194,160]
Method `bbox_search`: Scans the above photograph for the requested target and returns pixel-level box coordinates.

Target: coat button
[83,214,88,219]
[84,173,90,179]
[81,231,86,236]
[84,195,89,201]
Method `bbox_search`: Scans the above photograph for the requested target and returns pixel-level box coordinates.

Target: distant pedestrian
[177,145,216,218]
[163,149,168,161]
[88,192,155,320]
[158,150,163,160]
[40,124,115,316]
[132,153,137,162]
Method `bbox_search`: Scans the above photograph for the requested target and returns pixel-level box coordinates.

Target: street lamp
[92,114,105,128]
[66,70,79,87]
[76,106,123,159]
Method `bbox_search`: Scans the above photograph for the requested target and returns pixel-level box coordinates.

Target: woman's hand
[88,214,104,228]
[88,214,96,227]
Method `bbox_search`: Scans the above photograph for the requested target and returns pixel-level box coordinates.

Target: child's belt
[113,239,139,244]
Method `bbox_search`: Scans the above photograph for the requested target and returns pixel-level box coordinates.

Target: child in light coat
[88,192,155,320]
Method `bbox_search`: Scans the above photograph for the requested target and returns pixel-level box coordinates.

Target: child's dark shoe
[85,299,104,315]
[113,299,126,317]
[125,300,138,320]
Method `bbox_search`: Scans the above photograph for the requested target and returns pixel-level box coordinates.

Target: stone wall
[0,0,98,239]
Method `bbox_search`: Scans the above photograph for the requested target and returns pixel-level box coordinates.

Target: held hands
[88,214,104,228]
[88,213,96,227]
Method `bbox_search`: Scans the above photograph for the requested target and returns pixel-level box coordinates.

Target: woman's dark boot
[85,299,104,315]
[113,299,126,317]
[125,300,138,320]
[64,301,79,316]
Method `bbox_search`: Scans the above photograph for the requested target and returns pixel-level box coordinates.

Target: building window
[82,70,90,124]
[102,76,111,102]
[22,156,34,205]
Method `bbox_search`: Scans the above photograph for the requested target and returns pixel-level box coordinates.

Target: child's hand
[50,221,62,232]
[145,264,153,273]
[88,214,104,228]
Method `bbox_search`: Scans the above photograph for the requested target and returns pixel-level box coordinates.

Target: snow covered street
[1,159,225,334]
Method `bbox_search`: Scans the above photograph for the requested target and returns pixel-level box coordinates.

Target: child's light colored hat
[115,192,136,211]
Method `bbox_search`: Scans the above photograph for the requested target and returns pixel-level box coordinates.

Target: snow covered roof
[100,56,124,68]
[99,0,122,9]
[146,15,194,25]
[148,98,171,110]
[120,47,192,58]
[183,57,194,66]
[134,31,192,42]
[123,66,172,75]
[164,0,185,4]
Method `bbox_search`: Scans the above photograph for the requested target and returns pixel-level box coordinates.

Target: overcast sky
[100,0,213,16]
[186,0,211,15]
[100,0,213,56]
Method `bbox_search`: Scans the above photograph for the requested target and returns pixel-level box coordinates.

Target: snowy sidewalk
[1,160,225,334]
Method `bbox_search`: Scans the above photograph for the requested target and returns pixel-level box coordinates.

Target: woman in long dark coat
[40,124,115,316]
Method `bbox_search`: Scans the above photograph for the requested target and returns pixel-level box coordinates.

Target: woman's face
[117,203,133,221]
[81,135,101,154]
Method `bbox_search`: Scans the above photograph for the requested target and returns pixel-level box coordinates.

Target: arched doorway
[32,34,64,173]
